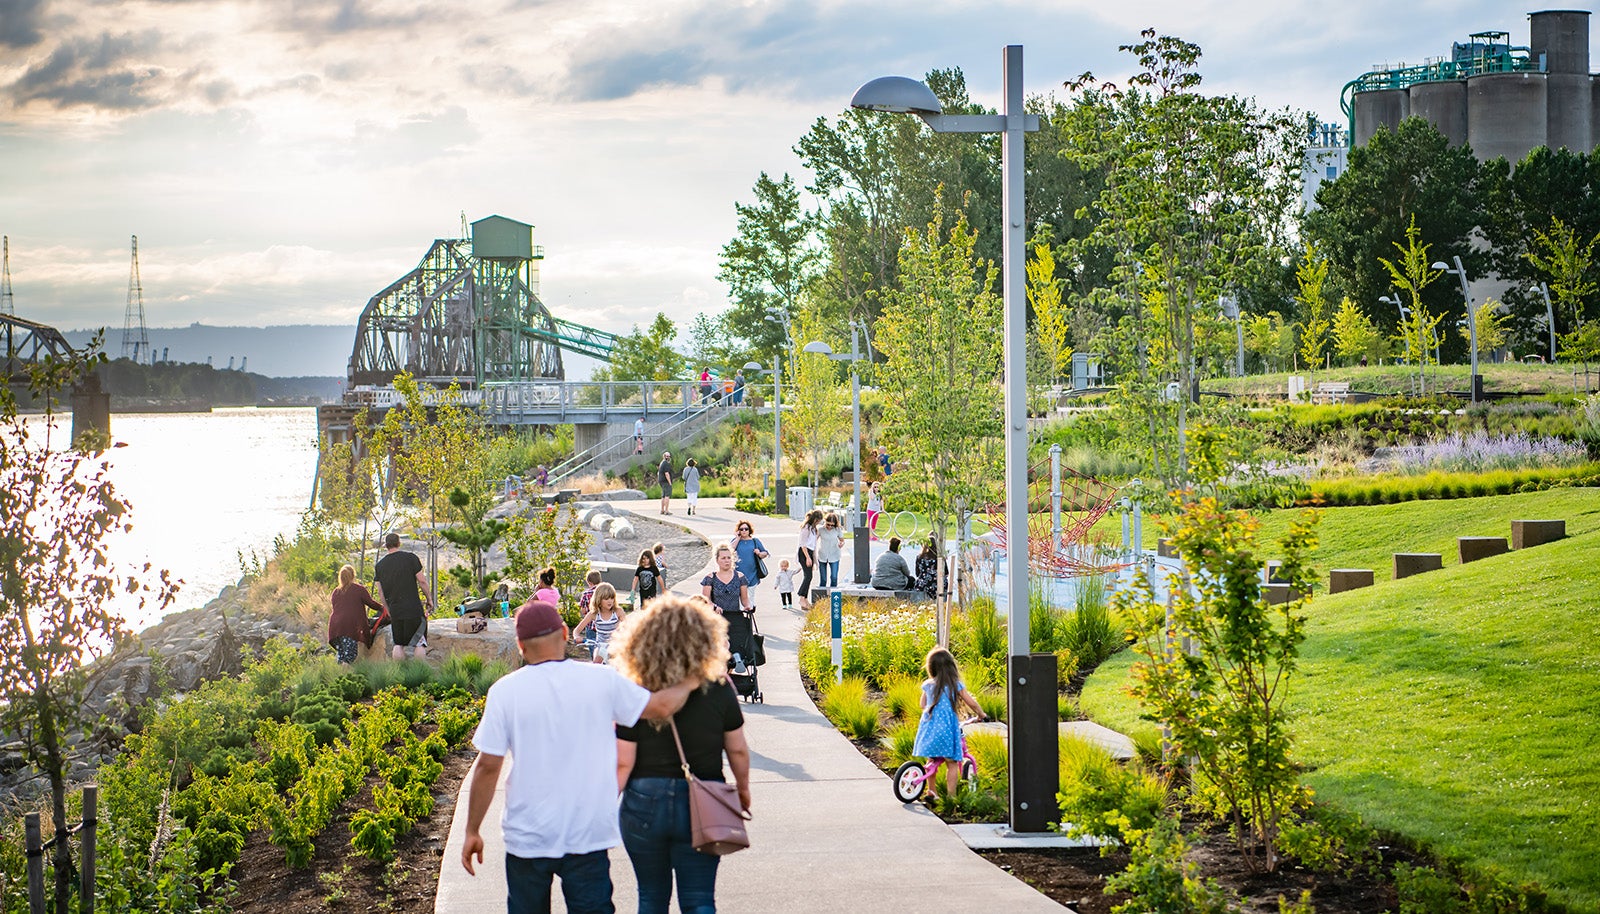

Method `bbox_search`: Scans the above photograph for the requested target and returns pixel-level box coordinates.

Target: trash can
[788,486,814,520]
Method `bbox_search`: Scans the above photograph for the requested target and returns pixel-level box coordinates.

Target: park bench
[1311,381,1350,404]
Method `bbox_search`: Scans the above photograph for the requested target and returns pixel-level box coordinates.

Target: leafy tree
[1525,216,1600,336]
[501,505,593,623]
[1123,499,1319,872]
[1331,296,1387,366]
[0,349,177,913]
[1244,312,1296,373]
[1559,321,1600,376]
[784,301,850,487]
[1303,117,1483,356]
[1463,299,1509,357]
[1295,245,1332,371]
[596,313,686,386]
[875,201,1003,640]
[718,172,820,356]
[1028,238,1072,385]
[1380,216,1447,391]
[796,109,903,328]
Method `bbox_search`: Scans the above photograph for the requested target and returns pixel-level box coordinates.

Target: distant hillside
[62,323,352,379]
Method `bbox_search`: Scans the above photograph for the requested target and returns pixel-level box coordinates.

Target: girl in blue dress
[911,647,986,802]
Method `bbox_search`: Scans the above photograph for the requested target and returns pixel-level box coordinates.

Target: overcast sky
[0,0,1557,349]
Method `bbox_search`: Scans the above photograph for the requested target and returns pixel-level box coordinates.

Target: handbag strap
[667,718,697,782]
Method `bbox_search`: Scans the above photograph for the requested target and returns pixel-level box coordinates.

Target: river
[24,407,320,631]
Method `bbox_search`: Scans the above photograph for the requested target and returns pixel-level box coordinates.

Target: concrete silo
[1531,10,1592,152]
[1410,80,1469,146]
[1467,73,1550,163]
[1353,89,1410,146]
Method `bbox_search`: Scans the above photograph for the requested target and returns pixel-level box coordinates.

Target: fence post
[81,785,97,914]
[24,813,44,914]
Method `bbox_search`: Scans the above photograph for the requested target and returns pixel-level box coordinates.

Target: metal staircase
[548,401,723,485]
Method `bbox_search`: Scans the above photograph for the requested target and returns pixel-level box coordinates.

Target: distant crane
[1,236,14,317]
[121,235,149,363]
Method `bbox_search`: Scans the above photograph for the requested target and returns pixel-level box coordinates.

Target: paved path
[436,497,1062,912]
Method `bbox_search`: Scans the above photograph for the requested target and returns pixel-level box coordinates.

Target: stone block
[1157,538,1173,558]
[1261,583,1301,605]
[1329,569,1375,593]
[1393,553,1443,579]
[420,618,523,667]
[1457,536,1508,564]
[556,488,580,504]
[1511,519,1565,550]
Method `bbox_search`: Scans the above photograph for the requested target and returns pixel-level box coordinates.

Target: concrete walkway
[436,496,1062,912]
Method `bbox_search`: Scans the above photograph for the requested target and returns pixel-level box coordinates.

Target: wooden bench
[1311,381,1350,404]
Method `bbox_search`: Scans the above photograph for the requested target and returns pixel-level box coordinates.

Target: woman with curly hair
[612,595,752,914]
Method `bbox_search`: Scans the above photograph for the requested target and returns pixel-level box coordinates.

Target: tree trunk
[933,525,950,648]
[37,690,74,914]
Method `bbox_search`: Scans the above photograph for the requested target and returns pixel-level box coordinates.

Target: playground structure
[982,447,1125,581]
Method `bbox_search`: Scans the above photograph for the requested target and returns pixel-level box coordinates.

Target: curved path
[436,496,1062,912]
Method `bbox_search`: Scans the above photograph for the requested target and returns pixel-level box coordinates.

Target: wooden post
[81,786,98,914]
[24,813,44,914]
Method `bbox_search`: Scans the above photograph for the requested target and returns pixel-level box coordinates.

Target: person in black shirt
[658,451,674,515]
[374,532,434,660]
[613,596,751,914]
[632,549,662,609]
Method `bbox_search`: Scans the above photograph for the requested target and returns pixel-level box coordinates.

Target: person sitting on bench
[870,537,913,591]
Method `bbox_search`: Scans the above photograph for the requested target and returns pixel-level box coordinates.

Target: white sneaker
[732,653,748,675]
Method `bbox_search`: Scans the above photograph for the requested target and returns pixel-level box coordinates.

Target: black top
[635,565,660,600]
[658,459,672,487]
[374,550,425,619]
[618,679,744,781]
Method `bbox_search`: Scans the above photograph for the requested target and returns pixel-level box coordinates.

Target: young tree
[1027,238,1072,385]
[1525,216,1600,335]
[1331,296,1384,366]
[1380,217,1446,392]
[1124,499,1320,872]
[783,302,849,488]
[875,201,1003,640]
[718,172,820,356]
[0,351,177,913]
[1463,299,1509,357]
[1295,245,1333,371]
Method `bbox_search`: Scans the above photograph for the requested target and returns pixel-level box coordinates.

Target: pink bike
[891,718,983,803]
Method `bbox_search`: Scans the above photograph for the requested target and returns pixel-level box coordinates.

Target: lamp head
[850,76,943,115]
[1430,261,1450,271]
[802,341,834,356]
[743,360,763,372]
[1219,295,1239,319]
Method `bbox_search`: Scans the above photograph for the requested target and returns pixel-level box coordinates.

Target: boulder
[608,518,637,540]
[597,489,647,502]
[425,618,523,667]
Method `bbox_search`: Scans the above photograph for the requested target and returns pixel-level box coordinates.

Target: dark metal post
[853,526,871,584]
[1007,653,1060,833]
[81,785,97,914]
[25,813,44,914]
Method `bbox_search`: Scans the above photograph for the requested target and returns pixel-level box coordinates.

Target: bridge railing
[548,397,720,484]
[482,380,706,423]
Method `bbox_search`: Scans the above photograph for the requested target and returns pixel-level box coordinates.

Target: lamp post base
[1008,652,1060,833]
[775,480,787,515]
[853,526,871,584]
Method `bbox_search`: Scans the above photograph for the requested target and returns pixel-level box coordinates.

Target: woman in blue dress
[911,648,986,802]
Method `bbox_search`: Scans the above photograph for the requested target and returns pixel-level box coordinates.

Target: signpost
[831,590,844,683]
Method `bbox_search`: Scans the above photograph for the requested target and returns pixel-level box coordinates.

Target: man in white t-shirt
[461,601,696,913]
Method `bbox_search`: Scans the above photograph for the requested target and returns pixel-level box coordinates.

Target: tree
[440,487,511,594]
[718,172,820,356]
[1331,296,1386,366]
[595,313,687,402]
[1124,500,1319,872]
[501,504,592,622]
[1027,238,1072,385]
[0,348,177,913]
[1525,216,1600,336]
[1303,117,1483,357]
[1463,299,1509,357]
[1379,216,1446,392]
[783,301,849,487]
[875,201,1003,641]
[1295,245,1332,371]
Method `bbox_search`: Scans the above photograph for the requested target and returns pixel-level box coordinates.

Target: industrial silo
[1354,89,1410,146]
[1468,73,1549,163]
[1530,10,1592,153]
[1410,80,1469,146]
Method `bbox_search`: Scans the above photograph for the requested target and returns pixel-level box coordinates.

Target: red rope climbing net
[982,457,1128,579]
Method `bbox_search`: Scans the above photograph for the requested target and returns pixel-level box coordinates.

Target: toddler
[578,569,601,615]
[652,542,668,589]
[774,559,795,608]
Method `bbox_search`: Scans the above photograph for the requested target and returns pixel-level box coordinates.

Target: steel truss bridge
[2,313,76,383]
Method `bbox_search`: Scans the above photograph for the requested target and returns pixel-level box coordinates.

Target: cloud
[270,0,431,38]
[6,31,170,110]
[0,0,46,49]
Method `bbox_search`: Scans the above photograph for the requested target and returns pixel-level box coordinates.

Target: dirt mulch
[230,747,474,913]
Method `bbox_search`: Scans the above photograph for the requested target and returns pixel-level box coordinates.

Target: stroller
[723,608,764,704]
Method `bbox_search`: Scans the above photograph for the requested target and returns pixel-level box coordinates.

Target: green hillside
[1081,492,1600,911]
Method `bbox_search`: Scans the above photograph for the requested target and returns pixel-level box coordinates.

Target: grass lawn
[1080,492,1600,911]
[1206,361,1593,399]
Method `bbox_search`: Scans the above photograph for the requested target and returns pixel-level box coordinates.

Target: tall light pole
[1219,295,1243,377]
[803,320,872,583]
[1434,256,1480,402]
[744,359,782,504]
[1532,283,1557,362]
[851,45,1052,833]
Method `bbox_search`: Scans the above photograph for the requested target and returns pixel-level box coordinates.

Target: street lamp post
[803,320,871,583]
[1434,256,1480,403]
[851,45,1054,833]
[1533,283,1557,362]
[1219,295,1243,377]
[743,359,782,508]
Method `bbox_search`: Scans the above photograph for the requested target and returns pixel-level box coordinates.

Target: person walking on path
[701,544,753,618]
[635,417,646,455]
[729,521,768,595]
[866,482,884,540]
[815,513,844,589]
[460,601,699,913]
[632,549,663,609]
[613,596,752,914]
[328,563,384,664]
[870,536,913,592]
[374,532,433,660]
[658,452,674,515]
[682,458,701,515]
[795,509,822,609]
[732,369,746,406]
[912,647,986,805]
[699,368,713,406]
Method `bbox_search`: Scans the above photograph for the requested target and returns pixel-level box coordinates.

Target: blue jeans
[505,849,614,914]
[620,778,720,914]
[819,561,839,588]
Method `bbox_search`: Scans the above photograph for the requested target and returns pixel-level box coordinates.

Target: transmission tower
[1,236,14,316]
[121,235,149,363]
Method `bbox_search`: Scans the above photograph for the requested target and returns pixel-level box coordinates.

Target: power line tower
[121,234,148,363]
[1,236,14,316]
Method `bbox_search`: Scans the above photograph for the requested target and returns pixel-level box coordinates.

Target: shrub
[1275,804,1379,875]
[881,672,923,724]
[965,731,1009,793]
[883,720,919,767]
[1105,818,1239,914]
[1394,864,1465,914]
[955,597,1006,661]
[973,688,1007,723]
[1056,735,1168,842]
[820,677,883,741]
[1061,575,1124,669]
[733,494,775,514]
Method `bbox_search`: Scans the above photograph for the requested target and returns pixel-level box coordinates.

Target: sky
[0,0,1558,371]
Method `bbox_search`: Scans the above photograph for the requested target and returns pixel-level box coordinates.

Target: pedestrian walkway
[435,497,1063,912]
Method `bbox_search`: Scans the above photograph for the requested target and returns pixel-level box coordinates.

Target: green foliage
[880,672,923,724]
[883,719,920,767]
[1309,463,1600,507]
[955,597,1006,661]
[718,171,821,357]
[1057,736,1169,842]
[1395,864,1466,914]
[501,504,591,616]
[972,688,1006,723]
[1127,500,1319,872]
[1275,805,1379,876]
[590,313,686,383]
[734,494,776,514]
[965,731,1010,794]
[440,485,513,592]
[820,677,884,741]
[799,603,936,686]
[1059,574,1125,669]
[1106,818,1239,914]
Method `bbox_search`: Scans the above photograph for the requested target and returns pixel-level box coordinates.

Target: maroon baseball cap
[515,601,564,640]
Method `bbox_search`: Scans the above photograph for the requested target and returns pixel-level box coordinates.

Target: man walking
[461,601,697,913]
[657,451,673,515]
[374,532,432,660]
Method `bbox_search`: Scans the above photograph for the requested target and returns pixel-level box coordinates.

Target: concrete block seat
[1458,536,1509,564]
[1329,569,1375,593]
[1512,519,1566,550]
[1261,583,1303,605]
[1394,553,1443,579]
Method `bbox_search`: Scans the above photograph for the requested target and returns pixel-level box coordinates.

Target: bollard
[25,813,44,914]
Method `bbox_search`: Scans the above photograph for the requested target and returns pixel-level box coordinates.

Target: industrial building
[1343,9,1595,163]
